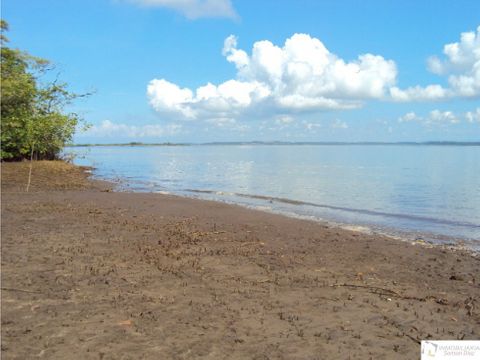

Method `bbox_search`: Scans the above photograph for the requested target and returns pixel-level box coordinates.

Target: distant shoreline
[68,140,480,147]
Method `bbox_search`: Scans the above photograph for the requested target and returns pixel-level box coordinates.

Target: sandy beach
[1,161,479,359]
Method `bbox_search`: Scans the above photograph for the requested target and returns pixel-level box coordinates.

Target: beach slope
[1,161,479,359]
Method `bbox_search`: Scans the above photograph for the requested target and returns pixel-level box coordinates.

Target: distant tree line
[1,20,89,161]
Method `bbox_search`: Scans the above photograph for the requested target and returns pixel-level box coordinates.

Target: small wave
[235,192,480,229]
[187,190,480,230]
[341,225,373,234]
[185,189,236,196]
[253,205,273,212]
[185,189,216,194]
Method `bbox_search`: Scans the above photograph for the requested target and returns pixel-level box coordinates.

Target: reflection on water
[68,144,480,249]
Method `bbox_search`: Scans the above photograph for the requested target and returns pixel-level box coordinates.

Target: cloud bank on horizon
[128,0,237,19]
[397,108,480,126]
[146,26,480,124]
[87,120,182,138]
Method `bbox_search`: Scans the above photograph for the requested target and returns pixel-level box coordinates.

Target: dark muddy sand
[1,161,479,359]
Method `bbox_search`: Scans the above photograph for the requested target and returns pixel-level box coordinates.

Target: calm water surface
[68,145,480,249]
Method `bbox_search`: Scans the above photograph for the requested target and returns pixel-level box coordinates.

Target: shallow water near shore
[67,144,480,249]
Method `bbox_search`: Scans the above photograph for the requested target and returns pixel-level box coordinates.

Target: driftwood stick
[404,333,421,344]
[330,283,401,296]
[330,283,433,302]
[1,287,43,294]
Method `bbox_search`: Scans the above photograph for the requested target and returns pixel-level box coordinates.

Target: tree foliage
[1,20,89,161]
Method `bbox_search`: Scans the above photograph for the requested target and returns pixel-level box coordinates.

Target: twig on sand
[404,333,421,344]
[1,287,43,294]
[330,283,446,304]
[238,241,264,247]
[329,283,401,297]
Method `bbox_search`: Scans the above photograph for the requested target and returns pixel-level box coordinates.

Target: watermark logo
[421,341,480,359]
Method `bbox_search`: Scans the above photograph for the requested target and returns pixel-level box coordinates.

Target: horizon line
[68,140,480,147]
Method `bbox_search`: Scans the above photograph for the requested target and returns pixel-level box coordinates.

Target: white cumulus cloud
[390,85,451,102]
[147,79,195,119]
[465,108,480,123]
[331,119,348,129]
[396,109,480,125]
[147,33,397,121]
[128,0,237,19]
[427,27,480,75]
[428,110,460,124]
[393,26,480,101]
[303,121,322,131]
[274,115,294,125]
[147,27,480,125]
[398,111,418,123]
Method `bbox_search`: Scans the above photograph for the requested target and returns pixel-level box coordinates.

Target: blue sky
[3,0,480,143]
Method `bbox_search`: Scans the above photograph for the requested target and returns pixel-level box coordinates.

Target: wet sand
[1,161,479,359]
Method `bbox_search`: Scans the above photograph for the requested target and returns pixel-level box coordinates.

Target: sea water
[67,144,480,249]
